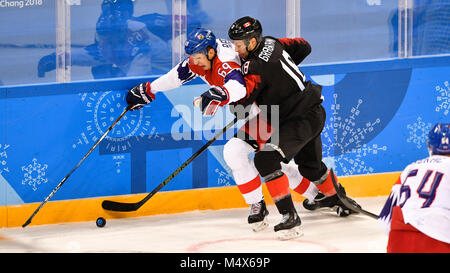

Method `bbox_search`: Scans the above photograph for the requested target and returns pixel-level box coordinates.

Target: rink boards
[1,55,449,227]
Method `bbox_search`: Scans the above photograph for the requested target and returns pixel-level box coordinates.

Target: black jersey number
[280,50,306,91]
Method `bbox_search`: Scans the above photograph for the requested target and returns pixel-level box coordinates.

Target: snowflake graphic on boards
[0,144,10,175]
[406,116,432,149]
[215,168,233,187]
[113,154,125,174]
[435,80,449,116]
[322,93,387,176]
[73,91,161,153]
[21,158,48,191]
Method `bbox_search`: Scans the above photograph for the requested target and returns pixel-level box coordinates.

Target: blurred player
[125,27,322,233]
[37,0,207,79]
[38,0,159,78]
[379,123,450,253]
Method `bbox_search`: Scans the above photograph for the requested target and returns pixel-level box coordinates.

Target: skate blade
[250,218,269,232]
[276,226,303,240]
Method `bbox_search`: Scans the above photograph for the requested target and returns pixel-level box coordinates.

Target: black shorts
[234,104,328,181]
[265,104,328,181]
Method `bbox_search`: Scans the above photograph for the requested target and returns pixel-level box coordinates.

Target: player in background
[228,16,358,239]
[379,123,450,253]
[37,0,208,79]
[125,27,322,232]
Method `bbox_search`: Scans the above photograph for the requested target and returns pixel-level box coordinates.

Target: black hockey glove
[193,86,229,116]
[126,82,155,111]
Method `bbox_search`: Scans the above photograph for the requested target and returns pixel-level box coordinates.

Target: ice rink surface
[0,196,389,253]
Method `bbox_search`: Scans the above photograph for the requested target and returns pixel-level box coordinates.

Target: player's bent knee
[254,150,283,178]
[223,137,255,170]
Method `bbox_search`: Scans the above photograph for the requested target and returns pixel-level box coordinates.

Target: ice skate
[335,190,362,216]
[302,185,361,217]
[303,192,343,212]
[302,192,329,210]
[274,211,303,240]
[248,199,269,232]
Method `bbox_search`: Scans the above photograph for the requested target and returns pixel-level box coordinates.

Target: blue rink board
[0,55,449,205]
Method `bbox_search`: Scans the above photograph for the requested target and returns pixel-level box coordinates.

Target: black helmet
[228,16,262,41]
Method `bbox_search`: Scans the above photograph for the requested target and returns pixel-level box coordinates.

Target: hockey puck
[96,217,106,228]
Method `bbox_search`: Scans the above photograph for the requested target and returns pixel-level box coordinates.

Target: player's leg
[281,161,319,202]
[294,135,342,210]
[294,106,357,216]
[223,139,317,231]
[224,113,316,231]
[295,141,352,212]
[223,137,269,231]
[253,146,302,239]
[239,110,318,201]
[253,113,325,238]
[251,104,333,238]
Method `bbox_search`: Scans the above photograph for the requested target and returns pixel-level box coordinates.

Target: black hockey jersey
[232,36,323,123]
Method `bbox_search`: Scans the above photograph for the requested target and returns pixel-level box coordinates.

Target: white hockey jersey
[150,39,246,103]
[379,155,450,244]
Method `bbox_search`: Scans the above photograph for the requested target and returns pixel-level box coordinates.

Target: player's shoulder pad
[240,57,267,76]
[216,38,241,65]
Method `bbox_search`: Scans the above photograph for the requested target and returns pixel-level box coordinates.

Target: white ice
[0,196,388,253]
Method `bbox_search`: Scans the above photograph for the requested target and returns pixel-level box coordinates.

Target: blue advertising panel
[0,55,449,207]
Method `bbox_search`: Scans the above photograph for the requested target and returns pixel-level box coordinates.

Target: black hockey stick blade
[22,218,32,228]
[330,168,380,219]
[102,117,239,212]
[102,200,140,212]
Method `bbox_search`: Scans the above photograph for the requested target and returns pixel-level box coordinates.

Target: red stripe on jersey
[266,174,290,201]
[241,113,273,150]
[244,74,262,98]
[145,82,155,100]
[316,171,337,196]
[387,206,450,253]
[237,176,262,194]
[278,37,307,46]
[293,177,311,195]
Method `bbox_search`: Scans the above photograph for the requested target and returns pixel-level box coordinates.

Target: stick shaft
[22,107,130,227]
[141,117,238,205]
[102,117,239,211]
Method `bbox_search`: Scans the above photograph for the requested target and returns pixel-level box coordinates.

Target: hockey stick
[330,168,379,219]
[22,106,131,228]
[102,117,239,212]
